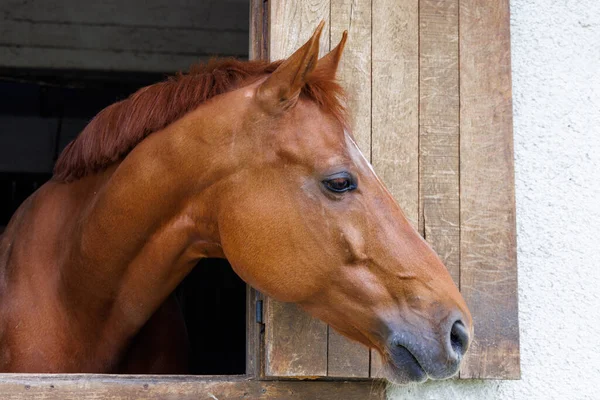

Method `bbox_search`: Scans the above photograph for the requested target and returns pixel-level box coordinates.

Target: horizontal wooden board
[0,375,385,399]
[0,0,249,31]
[0,0,249,72]
[1,20,248,57]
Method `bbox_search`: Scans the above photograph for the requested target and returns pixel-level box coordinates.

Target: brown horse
[0,22,472,383]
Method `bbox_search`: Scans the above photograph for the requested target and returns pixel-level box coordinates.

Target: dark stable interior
[0,74,246,375]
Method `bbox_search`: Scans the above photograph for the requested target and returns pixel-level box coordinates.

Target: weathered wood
[327,326,370,378]
[264,301,328,377]
[370,0,419,378]
[0,375,385,399]
[371,0,419,227]
[246,286,260,378]
[249,0,268,60]
[0,0,249,72]
[269,0,330,59]
[369,350,385,379]
[327,0,372,378]
[418,0,460,286]
[458,0,520,379]
[331,0,372,154]
[263,0,331,378]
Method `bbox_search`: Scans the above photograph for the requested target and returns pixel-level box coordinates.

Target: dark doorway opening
[0,75,247,375]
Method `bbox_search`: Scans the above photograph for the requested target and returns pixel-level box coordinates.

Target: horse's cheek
[216,195,312,302]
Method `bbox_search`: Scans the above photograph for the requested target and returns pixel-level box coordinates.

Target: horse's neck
[61,121,227,343]
[2,107,231,370]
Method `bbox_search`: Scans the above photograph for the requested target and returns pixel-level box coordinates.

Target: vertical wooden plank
[249,0,268,60]
[327,327,370,378]
[369,350,385,379]
[265,301,328,377]
[270,0,331,59]
[264,0,331,377]
[327,0,372,378]
[370,0,419,378]
[459,0,520,379]
[331,0,372,154]
[418,0,460,286]
[371,0,419,226]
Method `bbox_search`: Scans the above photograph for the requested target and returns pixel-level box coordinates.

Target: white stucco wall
[388,0,600,398]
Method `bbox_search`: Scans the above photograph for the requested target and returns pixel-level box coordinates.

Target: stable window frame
[0,0,518,395]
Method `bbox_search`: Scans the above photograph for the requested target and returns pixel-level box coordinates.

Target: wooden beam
[0,0,249,72]
[458,0,520,379]
[0,375,385,400]
[0,0,249,31]
[1,20,248,57]
[250,0,268,60]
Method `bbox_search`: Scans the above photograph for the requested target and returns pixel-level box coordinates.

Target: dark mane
[53,58,347,182]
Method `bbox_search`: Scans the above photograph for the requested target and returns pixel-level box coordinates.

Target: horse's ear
[315,30,348,79]
[257,21,325,114]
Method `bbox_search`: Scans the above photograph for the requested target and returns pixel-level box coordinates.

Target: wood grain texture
[264,0,331,378]
[0,375,385,399]
[264,301,328,377]
[369,350,385,379]
[331,0,372,154]
[327,0,372,378]
[418,0,460,286]
[327,326,370,378]
[249,0,268,60]
[370,0,419,377]
[371,0,419,227]
[270,0,331,59]
[458,0,520,379]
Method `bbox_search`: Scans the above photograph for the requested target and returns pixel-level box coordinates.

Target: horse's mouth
[384,346,428,384]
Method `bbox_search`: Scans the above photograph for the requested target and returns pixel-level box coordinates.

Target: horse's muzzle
[383,313,471,384]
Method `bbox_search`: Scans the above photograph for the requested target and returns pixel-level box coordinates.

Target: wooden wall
[258,0,519,380]
[0,0,249,73]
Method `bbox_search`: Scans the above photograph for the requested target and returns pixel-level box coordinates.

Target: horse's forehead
[272,106,348,167]
[290,101,345,146]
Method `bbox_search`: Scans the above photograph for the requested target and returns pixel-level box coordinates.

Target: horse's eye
[322,173,357,193]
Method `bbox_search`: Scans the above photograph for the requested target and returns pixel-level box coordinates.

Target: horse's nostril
[450,320,469,357]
